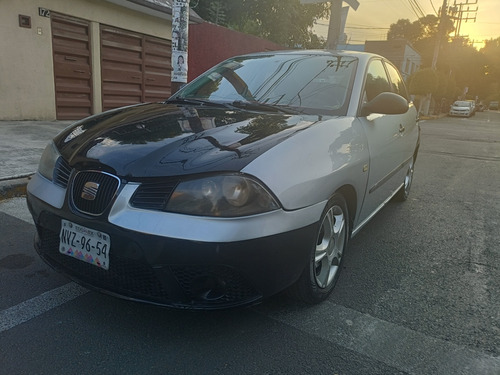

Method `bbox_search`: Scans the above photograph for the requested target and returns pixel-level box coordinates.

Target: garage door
[51,14,93,120]
[100,26,172,112]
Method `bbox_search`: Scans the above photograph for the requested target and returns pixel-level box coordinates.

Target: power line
[404,0,423,18]
[410,0,427,17]
[429,0,439,15]
[315,22,390,30]
[407,0,426,18]
[346,26,390,30]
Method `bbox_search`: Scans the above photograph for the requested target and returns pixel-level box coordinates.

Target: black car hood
[54,103,320,178]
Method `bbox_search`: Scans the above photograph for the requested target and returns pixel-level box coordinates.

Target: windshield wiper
[166,97,229,108]
[230,100,301,115]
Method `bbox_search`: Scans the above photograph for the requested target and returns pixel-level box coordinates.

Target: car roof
[234,49,383,64]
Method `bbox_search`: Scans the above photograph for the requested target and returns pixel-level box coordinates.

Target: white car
[449,100,473,117]
[27,50,420,309]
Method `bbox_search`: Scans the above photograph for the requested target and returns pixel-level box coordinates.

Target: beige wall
[0,0,172,120]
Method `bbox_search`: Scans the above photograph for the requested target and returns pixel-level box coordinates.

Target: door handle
[399,124,405,133]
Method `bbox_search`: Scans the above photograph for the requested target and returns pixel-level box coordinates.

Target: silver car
[27,50,420,309]
[449,100,473,117]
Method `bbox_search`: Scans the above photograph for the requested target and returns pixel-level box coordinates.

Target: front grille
[53,157,72,188]
[37,226,170,301]
[37,225,261,309]
[171,265,260,305]
[71,171,120,216]
[130,179,179,211]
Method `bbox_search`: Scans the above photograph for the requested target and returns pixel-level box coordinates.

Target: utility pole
[326,0,343,49]
[449,0,478,38]
[300,0,359,50]
[431,0,448,69]
[171,0,190,94]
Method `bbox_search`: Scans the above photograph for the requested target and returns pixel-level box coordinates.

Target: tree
[409,68,438,95]
[387,14,454,68]
[192,0,329,48]
[480,37,500,102]
[408,68,438,115]
[438,38,489,100]
[389,13,500,106]
[387,19,421,42]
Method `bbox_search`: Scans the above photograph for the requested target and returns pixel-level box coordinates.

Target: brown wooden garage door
[100,26,172,112]
[51,14,92,120]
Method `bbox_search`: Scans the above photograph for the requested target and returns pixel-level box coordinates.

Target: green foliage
[387,14,454,68]
[389,15,499,103]
[481,38,500,101]
[387,19,422,42]
[408,68,438,96]
[192,0,329,48]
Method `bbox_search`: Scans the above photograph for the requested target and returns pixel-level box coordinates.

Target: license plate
[59,219,111,270]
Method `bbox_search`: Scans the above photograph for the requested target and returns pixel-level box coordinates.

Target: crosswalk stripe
[256,301,500,375]
[0,283,88,333]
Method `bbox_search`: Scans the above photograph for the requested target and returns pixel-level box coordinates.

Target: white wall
[0,0,172,120]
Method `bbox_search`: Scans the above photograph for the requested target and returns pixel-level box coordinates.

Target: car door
[356,58,416,224]
[384,60,419,171]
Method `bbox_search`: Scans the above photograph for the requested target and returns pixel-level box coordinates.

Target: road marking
[257,301,500,375]
[0,283,88,333]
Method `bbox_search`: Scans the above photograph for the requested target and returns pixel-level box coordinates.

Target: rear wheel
[394,156,415,201]
[289,193,349,304]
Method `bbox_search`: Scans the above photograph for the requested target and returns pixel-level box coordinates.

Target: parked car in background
[489,101,499,110]
[465,100,476,115]
[449,100,474,117]
[27,50,420,309]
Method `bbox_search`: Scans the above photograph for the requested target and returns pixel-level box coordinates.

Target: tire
[394,155,415,202]
[288,193,349,304]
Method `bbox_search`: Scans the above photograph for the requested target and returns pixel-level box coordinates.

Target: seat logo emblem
[81,181,99,201]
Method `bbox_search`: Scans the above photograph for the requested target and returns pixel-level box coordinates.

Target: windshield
[174,54,358,115]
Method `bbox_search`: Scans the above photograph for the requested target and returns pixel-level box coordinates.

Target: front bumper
[27,179,318,309]
[449,109,470,117]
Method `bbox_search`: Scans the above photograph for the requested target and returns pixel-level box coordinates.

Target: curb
[419,113,448,121]
[0,175,32,201]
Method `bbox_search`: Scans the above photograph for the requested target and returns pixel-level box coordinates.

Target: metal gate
[100,26,172,112]
[51,14,92,120]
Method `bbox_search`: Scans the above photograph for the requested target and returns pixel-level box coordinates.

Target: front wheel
[288,193,349,304]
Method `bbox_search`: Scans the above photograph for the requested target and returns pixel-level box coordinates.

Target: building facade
[1,0,202,120]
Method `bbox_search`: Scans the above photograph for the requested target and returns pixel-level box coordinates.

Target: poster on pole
[172,0,189,83]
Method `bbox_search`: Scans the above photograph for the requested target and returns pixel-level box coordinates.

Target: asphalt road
[1,111,499,375]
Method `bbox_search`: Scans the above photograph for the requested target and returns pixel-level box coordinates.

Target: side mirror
[361,92,409,116]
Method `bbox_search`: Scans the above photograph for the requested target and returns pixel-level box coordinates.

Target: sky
[314,0,500,49]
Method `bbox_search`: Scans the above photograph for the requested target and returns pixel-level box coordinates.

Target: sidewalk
[0,120,72,201]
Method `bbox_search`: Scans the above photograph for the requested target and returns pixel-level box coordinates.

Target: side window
[364,59,391,103]
[385,62,409,100]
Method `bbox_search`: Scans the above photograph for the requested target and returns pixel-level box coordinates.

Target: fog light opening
[191,275,227,301]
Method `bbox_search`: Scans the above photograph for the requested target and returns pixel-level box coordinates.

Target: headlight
[38,142,60,181]
[165,175,280,217]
